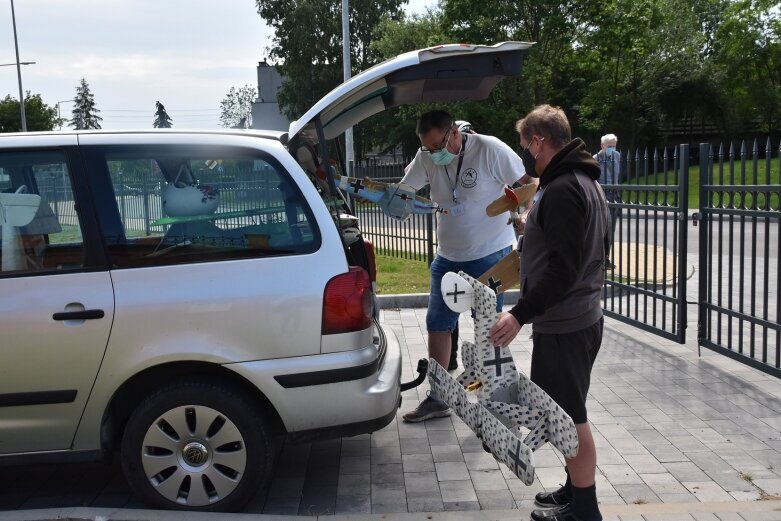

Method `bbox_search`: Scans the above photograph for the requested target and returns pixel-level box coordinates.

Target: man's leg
[567,423,597,487]
[401,330,452,423]
[402,255,456,423]
[449,322,459,370]
[530,321,603,521]
[429,330,451,368]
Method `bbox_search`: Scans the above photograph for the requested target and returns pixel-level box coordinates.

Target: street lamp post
[341,0,354,177]
[10,0,27,131]
[56,99,75,130]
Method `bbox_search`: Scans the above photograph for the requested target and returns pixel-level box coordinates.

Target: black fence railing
[697,139,781,376]
[600,145,689,343]
[354,160,437,264]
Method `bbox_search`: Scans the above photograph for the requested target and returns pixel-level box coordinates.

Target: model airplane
[428,270,579,485]
[478,249,520,295]
[485,183,537,217]
[476,183,537,294]
[333,174,445,221]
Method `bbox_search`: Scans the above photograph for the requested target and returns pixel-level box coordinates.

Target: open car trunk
[284,41,533,290]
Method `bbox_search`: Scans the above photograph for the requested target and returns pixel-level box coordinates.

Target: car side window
[89,146,320,268]
[0,152,85,276]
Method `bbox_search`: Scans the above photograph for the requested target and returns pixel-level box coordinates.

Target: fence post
[142,169,150,236]
[697,143,710,349]
[676,144,690,343]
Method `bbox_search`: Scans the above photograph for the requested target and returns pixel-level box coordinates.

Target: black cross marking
[398,193,411,200]
[509,440,527,473]
[446,284,466,304]
[487,277,501,293]
[429,369,442,388]
[349,179,364,194]
[483,346,514,377]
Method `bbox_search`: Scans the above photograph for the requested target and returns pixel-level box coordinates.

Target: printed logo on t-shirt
[461,168,477,188]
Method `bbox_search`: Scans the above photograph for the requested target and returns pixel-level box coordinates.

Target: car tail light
[363,239,377,282]
[322,266,373,334]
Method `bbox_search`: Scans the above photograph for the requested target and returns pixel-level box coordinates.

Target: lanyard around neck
[444,134,467,203]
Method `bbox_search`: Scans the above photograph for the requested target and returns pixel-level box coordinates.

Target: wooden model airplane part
[428,271,579,485]
[478,249,520,295]
[485,183,538,217]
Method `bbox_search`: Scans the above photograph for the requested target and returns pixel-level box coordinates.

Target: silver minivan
[0,42,530,512]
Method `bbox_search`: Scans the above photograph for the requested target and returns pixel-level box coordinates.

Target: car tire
[120,379,274,512]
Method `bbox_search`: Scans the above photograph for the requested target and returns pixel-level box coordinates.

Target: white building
[250,61,289,132]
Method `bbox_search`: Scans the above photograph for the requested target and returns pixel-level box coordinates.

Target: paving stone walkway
[3,309,781,521]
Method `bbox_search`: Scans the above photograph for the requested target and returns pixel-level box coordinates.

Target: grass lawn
[628,157,779,209]
[375,252,430,295]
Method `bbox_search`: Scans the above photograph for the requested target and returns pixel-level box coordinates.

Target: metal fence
[600,145,689,343]
[105,166,285,237]
[353,160,437,263]
[696,139,781,376]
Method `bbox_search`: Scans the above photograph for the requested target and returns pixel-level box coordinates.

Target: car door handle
[52,309,105,321]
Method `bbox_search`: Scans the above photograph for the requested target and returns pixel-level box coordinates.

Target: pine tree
[153,101,173,128]
[69,78,102,130]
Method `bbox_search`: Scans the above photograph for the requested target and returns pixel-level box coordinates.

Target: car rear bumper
[225,322,402,434]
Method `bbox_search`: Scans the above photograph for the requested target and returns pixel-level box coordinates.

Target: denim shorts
[426,246,512,332]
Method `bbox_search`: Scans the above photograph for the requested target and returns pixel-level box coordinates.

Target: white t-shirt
[402,133,524,262]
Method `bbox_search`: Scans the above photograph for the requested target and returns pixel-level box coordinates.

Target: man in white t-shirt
[401,110,525,423]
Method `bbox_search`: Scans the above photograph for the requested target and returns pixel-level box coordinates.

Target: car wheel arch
[101,361,285,456]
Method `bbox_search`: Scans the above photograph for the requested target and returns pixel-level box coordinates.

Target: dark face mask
[520,147,538,178]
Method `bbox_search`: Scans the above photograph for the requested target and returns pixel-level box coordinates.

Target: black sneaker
[535,484,571,508]
[402,395,451,423]
[530,504,585,521]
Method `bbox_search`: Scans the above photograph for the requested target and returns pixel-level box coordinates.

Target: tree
[153,101,173,128]
[255,0,405,121]
[366,12,451,157]
[0,92,60,133]
[70,78,102,130]
[219,85,256,128]
[711,0,781,136]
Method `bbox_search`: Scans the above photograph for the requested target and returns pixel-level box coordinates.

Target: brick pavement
[3,309,781,520]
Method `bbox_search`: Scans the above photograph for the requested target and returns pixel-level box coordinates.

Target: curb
[5,501,781,521]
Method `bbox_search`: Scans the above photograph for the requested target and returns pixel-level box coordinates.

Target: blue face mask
[431,147,457,166]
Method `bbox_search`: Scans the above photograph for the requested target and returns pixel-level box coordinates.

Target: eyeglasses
[420,129,452,153]
[519,135,545,154]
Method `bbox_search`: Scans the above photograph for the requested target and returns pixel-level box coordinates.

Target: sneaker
[402,395,451,423]
[535,484,572,508]
[530,504,587,521]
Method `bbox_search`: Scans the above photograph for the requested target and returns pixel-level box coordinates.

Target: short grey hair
[601,133,618,147]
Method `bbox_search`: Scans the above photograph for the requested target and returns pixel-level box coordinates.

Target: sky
[0,0,435,130]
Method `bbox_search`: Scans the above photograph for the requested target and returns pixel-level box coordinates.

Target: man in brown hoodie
[490,105,609,521]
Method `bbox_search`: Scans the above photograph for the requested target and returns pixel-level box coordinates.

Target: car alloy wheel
[140,404,246,506]
[121,380,274,512]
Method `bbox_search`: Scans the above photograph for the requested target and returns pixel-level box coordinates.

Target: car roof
[0,128,286,146]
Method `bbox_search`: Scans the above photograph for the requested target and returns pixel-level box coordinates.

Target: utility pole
[10,0,27,131]
[341,0,354,177]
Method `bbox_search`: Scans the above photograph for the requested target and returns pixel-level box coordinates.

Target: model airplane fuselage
[428,271,579,485]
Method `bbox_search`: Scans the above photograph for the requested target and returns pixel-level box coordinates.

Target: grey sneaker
[402,395,451,423]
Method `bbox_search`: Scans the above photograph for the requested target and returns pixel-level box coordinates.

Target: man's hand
[509,211,527,235]
[490,312,521,347]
